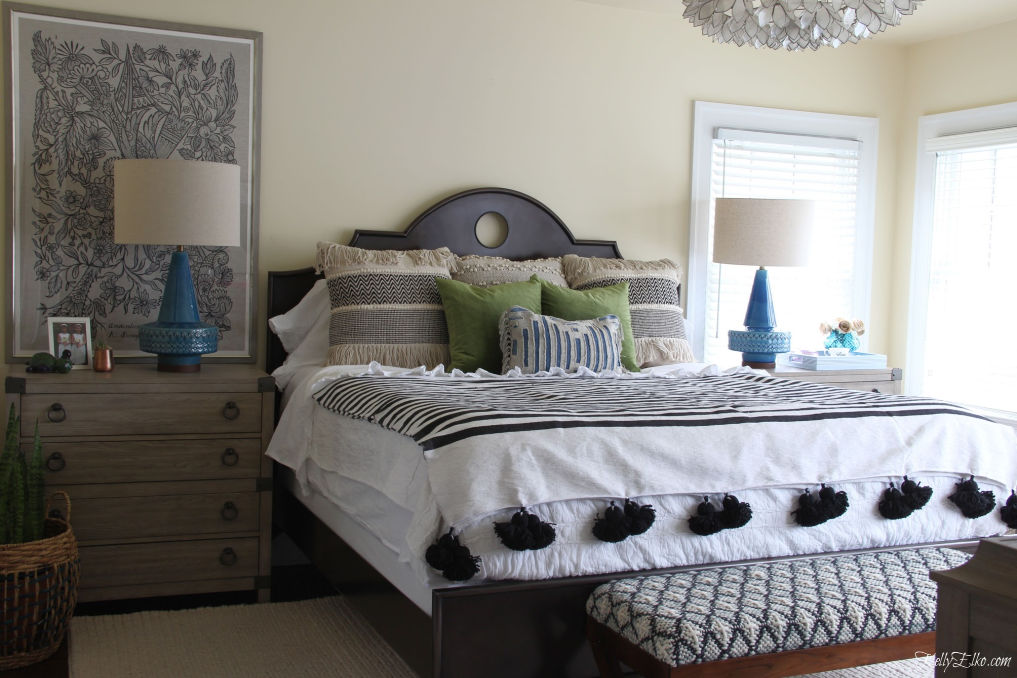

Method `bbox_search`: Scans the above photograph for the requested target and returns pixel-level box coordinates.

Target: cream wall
[3,0,1006,368]
[890,19,1017,372]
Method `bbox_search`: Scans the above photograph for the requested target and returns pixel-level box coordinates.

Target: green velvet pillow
[534,276,639,372]
[436,277,542,373]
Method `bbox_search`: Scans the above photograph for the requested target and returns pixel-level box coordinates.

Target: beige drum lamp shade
[712,197,814,267]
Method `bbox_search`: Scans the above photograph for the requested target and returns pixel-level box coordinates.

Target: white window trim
[688,101,878,360]
[906,101,1017,396]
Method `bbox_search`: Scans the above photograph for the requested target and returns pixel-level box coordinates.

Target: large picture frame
[3,2,261,362]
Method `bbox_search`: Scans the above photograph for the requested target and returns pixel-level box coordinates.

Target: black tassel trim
[623,499,656,536]
[425,528,480,581]
[878,483,913,520]
[948,476,996,519]
[718,494,753,530]
[792,490,828,527]
[818,483,849,519]
[593,502,630,543]
[688,497,724,536]
[900,476,933,511]
[494,508,556,551]
[1000,490,1017,529]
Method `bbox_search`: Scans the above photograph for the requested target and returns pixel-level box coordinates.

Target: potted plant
[93,337,113,372]
[0,405,79,669]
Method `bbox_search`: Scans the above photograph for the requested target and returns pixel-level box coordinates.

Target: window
[908,102,1017,414]
[688,102,878,365]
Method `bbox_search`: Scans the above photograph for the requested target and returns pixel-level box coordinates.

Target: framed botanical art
[3,2,261,362]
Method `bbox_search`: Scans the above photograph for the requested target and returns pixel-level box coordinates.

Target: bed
[265,187,1017,678]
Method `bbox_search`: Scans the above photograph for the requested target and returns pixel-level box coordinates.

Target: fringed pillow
[452,255,567,288]
[315,242,455,368]
[561,255,695,367]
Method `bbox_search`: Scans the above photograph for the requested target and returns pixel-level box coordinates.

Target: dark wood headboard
[266,187,622,374]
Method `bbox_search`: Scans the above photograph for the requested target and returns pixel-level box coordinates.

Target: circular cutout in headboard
[475,211,508,249]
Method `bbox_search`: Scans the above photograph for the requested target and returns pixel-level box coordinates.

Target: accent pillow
[452,255,567,288]
[534,276,639,372]
[435,278,542,373]
[315,242,455,368]
[500,306,622,374]
[561,255,695,367]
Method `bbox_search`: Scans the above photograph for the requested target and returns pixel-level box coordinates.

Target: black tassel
[689,497,724,536]
[1000,490,1017,529]
[948,476,996,519]
[900,476,933,511]
[425,528,480,581]
[718,494,752,529]
[494,508,555,551]
[818,483,849,519]
[623,499,656,536]
[793,490,828,527]
[593,502,630,543]
[878,483,913,520]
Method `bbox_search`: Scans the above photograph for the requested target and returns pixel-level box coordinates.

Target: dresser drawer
[39,438,262,484]
[23,392,263,437]
[65,491,260,541]
[78,537,259,589]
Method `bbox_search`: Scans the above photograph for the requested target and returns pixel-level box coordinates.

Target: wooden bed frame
[267,187,997,678]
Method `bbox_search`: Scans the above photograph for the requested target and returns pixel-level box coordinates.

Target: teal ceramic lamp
[712,197,815,368]
[114,159,240,372]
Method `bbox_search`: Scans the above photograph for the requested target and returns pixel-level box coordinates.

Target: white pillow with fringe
[315,242,455,368]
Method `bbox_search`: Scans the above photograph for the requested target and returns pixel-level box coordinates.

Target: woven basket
[0,491,80,670]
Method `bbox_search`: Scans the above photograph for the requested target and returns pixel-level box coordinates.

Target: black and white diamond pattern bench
[586,547,970,678]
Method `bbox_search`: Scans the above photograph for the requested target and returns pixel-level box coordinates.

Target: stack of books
[779,350,887,370]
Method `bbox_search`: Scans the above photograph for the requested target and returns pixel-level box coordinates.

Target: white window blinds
[703,129,866,364]
[919,131,1017,411]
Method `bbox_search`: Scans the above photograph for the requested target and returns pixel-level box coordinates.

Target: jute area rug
[68,594,933,677]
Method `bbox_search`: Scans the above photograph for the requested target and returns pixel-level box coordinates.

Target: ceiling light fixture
[682,0,922,50]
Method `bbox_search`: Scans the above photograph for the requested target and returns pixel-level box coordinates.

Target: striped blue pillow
[499,306,623,374]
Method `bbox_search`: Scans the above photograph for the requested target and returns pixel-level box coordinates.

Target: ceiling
[579,1,1017,46]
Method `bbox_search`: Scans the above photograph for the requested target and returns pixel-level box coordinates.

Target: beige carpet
[68,595,933,678]
[69,596,416,678]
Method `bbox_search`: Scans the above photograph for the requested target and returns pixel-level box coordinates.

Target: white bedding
[267,362,1017,586]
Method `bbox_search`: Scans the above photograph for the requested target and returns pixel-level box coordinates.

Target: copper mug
[93,347,114,372]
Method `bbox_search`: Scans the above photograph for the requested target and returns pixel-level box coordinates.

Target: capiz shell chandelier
[682,0,923,50]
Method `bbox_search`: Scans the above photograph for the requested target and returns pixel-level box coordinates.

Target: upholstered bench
[586,547,970,678]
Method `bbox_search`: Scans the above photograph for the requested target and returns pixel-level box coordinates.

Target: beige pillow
[452,255,567,288]
[315,242,455,368]
[561,254,695,367]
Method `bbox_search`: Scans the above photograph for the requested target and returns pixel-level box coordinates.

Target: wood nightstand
[769,366,903,394]
[4,364,274,603]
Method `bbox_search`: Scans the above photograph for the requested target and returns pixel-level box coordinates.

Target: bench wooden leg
[586,617,627,678]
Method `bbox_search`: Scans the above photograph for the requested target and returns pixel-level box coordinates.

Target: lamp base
[728,329,791,370]
[138,322,219,372]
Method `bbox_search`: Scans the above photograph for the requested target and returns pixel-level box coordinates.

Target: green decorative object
[534,276,639,372]
[26,351,73,374]
[435,278,542,373]
[0,405,46,544]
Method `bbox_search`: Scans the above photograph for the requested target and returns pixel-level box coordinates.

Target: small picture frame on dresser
[47,317,93,369]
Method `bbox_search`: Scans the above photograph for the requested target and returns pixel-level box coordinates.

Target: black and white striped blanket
[313,372,984,451]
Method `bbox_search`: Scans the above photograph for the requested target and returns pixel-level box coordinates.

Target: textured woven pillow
[500,306,622,374]
[452,255,567,287]
[561,255,694,367]
[315,242,455,368]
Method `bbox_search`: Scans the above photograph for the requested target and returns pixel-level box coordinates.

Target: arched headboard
[266,187,622,373]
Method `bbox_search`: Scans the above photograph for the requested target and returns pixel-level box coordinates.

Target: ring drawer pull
[220,501,239,521]
[221,448,239,466]
[47,403,66,423]
[45,452,66,472]
[219,547,238,567]
[222,401,240,421]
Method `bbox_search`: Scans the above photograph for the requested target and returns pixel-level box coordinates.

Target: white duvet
[268,362,1017,583]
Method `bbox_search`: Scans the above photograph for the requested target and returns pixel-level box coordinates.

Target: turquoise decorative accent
[137,250,218,371]
[824,330,860,351]
[729,267,791,366]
